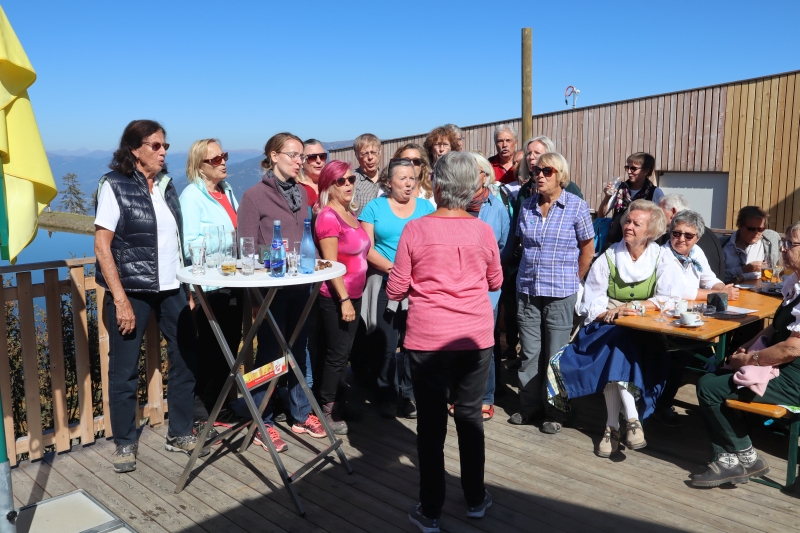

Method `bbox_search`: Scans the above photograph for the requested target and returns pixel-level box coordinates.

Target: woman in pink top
[313,160,371,435]
[387,152,501,529]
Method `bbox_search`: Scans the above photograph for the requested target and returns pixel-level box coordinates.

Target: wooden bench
[725,399,800,492]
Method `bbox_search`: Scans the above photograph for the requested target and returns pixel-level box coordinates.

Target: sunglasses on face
[304,153,328,163]
[334,176,357,187]
[624,165,641,172]
[780,239,800,249]
[532,166,556,177]
[744,225,766,233]
[141,141,169,151]
[202,152,229,166]
[671,230,697,241]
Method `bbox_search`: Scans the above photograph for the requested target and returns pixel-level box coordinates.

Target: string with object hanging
[565,85,580,109]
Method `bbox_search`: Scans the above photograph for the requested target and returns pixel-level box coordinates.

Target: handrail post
[0,393,16,533]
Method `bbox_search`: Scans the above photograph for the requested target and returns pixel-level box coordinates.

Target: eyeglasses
[141,141,170,151]
[671,230,697,241]
[532,166,556,177]
[624,165,641,172]
[744,225,766,233]
[334,176,356,187]
[358,151,379,158]
[780,239,800,249]
[277,152,303,161]
[202,152,228,166]
[304,153,328,163]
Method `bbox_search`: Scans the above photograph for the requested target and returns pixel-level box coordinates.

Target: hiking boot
[292,414,326,438]
[596,426,620,458]
[466,490,492,518]
[254,427,288,453]
[403,399,418,419]
[408,503,440,533]
[744,455,770,478]
[690,455,749,487]
[165,434,210,457]
[380,401,397,419]
[192,420,220,444]
[654,406,683,428]
[322,402,348,435]
[508,410,540,425]
[111,443,137,473]
[624,418,647,450]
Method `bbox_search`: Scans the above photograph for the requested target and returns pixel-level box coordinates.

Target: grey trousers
[517,291,578,412]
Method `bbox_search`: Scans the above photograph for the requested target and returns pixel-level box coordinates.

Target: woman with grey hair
[359,158,435,419]
[443,123,464,151]
[387,151,501,529]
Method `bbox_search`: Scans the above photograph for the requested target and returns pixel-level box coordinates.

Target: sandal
[541,419,562,434]
[448,404,455,417]
[482,405,494,421]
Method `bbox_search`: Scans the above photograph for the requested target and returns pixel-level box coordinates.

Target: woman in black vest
[95,120,202,474]
[690,221,800,488]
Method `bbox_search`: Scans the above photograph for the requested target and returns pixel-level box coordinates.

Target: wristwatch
[752,351,760,366]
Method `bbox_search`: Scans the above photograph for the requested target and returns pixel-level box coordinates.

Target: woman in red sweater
[387,151,501,531]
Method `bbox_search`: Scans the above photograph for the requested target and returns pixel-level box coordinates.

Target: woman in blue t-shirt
[359,158,435,419]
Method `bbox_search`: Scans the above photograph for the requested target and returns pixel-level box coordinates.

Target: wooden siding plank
[701,88,713,171]
[43,269,70,453]
[96,285,112,436]
[762,77,780,227]
[0,275,17,465]
[785,75,800,230]
[740,81,757,209]
[674,92,686,170]
[756,79,773,221]
[607,105,617,184]
[631,100,640,152]
[715,86,728,172]
[668,94,678,169]
[707,87,720,170]
[69,266,94,446]
[17,272,43,460]
[725,84,742,227]
[145,313,164,427]
[746,80,765,209]
[655,97,665,171]
[733,83,749,221]
[687,90,699,171]
[770,75,790,230]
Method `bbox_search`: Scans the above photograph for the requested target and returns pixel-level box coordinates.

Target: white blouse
[578,240,679,324]
[780,272,800,333]
[656,243,723,301]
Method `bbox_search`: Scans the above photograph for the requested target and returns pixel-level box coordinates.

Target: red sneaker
[291,414,326,438]
[254,427,288,453]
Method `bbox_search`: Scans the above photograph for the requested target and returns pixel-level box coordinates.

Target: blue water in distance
[0,229,95,284]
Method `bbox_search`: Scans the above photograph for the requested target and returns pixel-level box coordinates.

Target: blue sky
[5,0,800,152]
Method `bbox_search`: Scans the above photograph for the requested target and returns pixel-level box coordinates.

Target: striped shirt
[352,167,382,217]
[516,190,594,298]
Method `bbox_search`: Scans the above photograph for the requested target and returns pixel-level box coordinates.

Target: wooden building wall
[329,70,800,230]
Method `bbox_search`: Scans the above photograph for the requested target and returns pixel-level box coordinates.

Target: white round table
[176,262,346,288]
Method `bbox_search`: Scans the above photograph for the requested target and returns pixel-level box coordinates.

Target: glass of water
[203,225,221,269]
[241,237,255,276]
[189,238,206,276]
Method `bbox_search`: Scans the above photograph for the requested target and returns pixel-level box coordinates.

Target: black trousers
[500,267,519,353]
[106,289,198,445]
[315,296,362,404]
[408,347,492,519]
[191,288,244,418]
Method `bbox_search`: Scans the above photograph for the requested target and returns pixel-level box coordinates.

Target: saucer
[673,319,704,328]
[735,284,755,290]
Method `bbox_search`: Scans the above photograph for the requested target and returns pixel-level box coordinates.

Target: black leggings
[315,296,363,404]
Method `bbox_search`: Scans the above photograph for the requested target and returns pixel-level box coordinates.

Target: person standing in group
[389,143,434,207]
[359,158,435,419]
[94,119,203,473]
[237,132,324,453]
[179,138,243,437]
[509,152,595,426]
[352,133,382,217]
[313,161,371,435]
[297,138,327,206]
[387,152,501,532]
[423,126,458,166]
[488,125,518,185]
[598,152,665,249]
[443,123,464,151]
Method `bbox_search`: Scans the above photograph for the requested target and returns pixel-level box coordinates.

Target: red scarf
[467,186,490,213]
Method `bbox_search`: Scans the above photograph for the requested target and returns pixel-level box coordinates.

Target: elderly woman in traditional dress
[690,222,800,487]
[546,200,679,456]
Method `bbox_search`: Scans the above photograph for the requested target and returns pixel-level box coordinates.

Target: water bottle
[272,220,283,247]
[300,218,315,274]
[270,239,286,277]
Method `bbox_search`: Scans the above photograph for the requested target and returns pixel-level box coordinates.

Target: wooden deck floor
[10,369,800,533]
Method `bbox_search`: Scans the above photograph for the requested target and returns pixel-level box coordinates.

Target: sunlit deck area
[10,369,800,533]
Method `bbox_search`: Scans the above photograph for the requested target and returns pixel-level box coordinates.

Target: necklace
[210,189,224,200]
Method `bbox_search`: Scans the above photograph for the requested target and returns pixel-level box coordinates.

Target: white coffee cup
[680,312,700,325]
[675,300,689,313]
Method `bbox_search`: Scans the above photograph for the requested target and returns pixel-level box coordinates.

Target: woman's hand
[729,348,750,370]
[603,181,616,197]
[114,297,136,335]
[340,299,356,322]
[600,305,638,324]
[743,261,762,274]
[724,284,740,301]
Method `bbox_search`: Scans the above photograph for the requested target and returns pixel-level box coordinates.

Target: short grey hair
[493,124,517,143]
[518,135,556,183]
[660,193,690,213]
[621,199,667,242]
[528,135,555,153]
[433,151,480,210]
[444,123,463,138]
[670,209,706,239]
[786,221,800,240]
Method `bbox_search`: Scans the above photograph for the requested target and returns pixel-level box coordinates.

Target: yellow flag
[0,6,57,262]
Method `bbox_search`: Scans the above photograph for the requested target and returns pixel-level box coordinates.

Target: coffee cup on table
[680,312,700,325]
[675,300,689,313]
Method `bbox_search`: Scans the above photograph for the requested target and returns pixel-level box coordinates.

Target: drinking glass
[219,234,236,276]
[761,256,774,283]
[701,304,716,317]
[189,237,206,276]
[203,225,221,269]
[654,294,670,322]
[241,237,255,276]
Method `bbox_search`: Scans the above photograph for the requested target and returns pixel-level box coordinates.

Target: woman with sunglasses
[236,132,324,453]
[94,120,202,472]
[509,152,595,429]
[598,152,665,250]
[359,158,435,419]
[389,143,434,207]
[312,161,371,434]
[297,139,327,206]
[721,206,782,284]
[179,138,242,435]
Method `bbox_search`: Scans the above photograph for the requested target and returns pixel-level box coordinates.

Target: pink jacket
[732,336,779,397]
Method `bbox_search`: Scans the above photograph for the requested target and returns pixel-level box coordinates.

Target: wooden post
[522,28,533,144]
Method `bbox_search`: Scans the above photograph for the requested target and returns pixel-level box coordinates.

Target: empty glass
[203,225,221,269]
[241,237,255,276]
[189,238,206,276]
[654,294,671,322]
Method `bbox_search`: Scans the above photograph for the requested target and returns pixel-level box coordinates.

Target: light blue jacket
[479,193,511,309]
[179,179,239,291]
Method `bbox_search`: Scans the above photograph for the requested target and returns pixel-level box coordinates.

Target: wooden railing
[0,258,169,466]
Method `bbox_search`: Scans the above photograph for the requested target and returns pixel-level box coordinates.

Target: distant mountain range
[47,140,353,213]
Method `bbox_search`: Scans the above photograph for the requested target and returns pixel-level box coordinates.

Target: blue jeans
[232,286,311,425]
